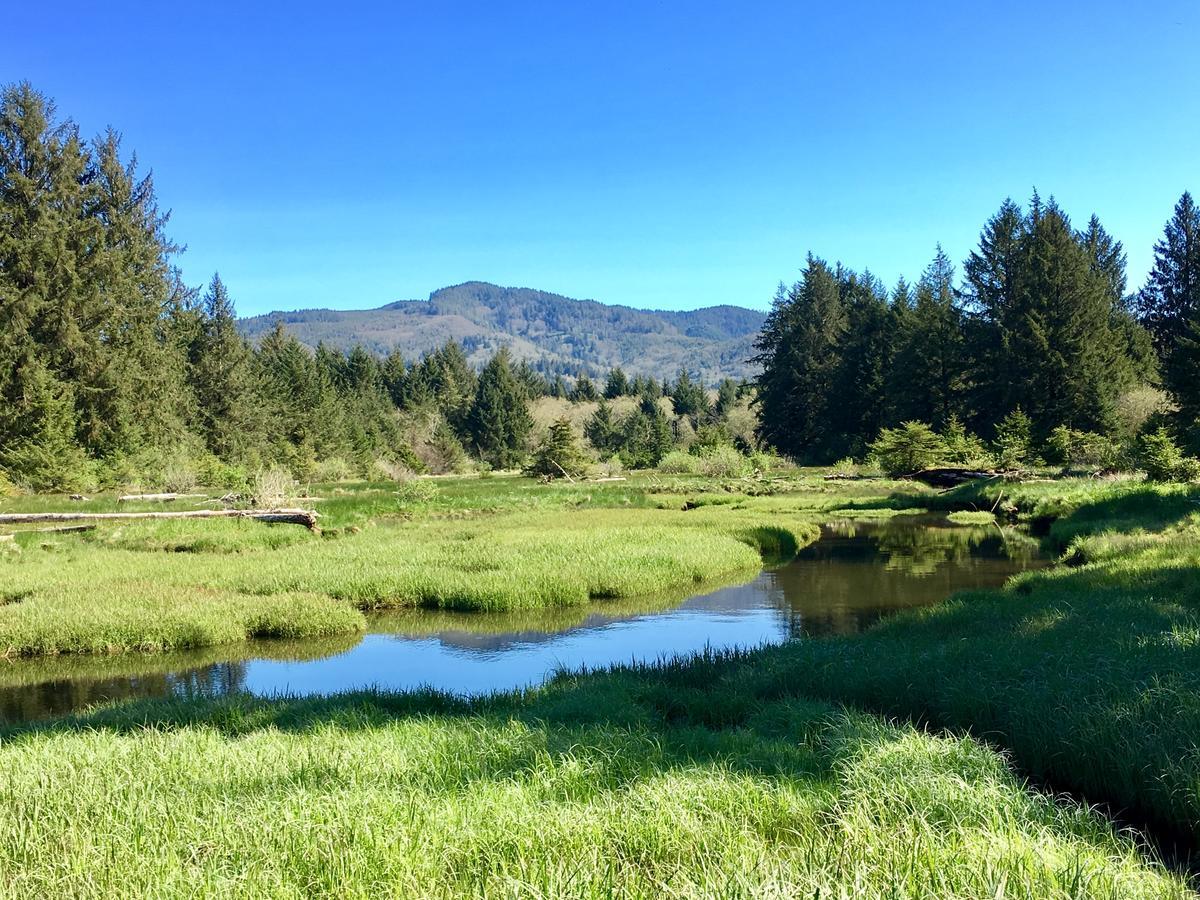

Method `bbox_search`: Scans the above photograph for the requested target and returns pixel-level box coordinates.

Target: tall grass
[0,483,822,657]
[0,673,1184,897]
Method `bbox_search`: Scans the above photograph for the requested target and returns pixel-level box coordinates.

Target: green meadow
[2,472,1200,896]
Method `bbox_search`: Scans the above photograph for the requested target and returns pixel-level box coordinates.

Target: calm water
[0,517,1047,724]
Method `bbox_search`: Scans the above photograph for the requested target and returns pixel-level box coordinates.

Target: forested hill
[239,282,766,381]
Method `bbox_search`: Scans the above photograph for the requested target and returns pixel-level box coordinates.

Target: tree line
[1,82,768,490]
[753,191,1199,468]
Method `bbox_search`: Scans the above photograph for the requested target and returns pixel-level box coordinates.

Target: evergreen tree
[669,369,708,419]
[525,418,589,479]
[187,274,260,459]
[1138,192,1200,426]
[570,373,599,402]
[752,256,847,460]
[603,367,630,399]
[888,247,966,430]
[584,399,621,454]
[827,270,894,456]
[619,396,673,468]
[465,348,533,468]
[713,377,739,419]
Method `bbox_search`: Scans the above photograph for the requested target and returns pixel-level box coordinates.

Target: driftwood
[117,493,208,503]
[0,508,320,531]
[905,468,997,488]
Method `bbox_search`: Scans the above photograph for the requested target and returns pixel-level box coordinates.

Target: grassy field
[716,478,1200,850]
[0,475,841,657]
[0,664,1186,897]
[3,471,1200,894]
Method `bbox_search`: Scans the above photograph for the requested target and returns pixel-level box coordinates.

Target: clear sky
[5,1,1197,315]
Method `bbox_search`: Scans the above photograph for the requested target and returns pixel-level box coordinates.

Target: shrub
[1046,427,1122,472]
[0,469,17,497]
[371,458,416,482]
[697,445,748,478]
[393,478,438,505]
[829,457,859,478]
[868,422,946,477]
[160,456,200,493]
[525,419,590,480]
[253,467,298,507]
[657,451,699,474]
[315,457,356,483]
[1137,427,1200,482]
[597,455,625,478]
[749,449,786,473]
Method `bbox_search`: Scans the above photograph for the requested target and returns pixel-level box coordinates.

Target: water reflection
[0,518,1046,724]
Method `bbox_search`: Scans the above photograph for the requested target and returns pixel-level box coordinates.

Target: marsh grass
[0,477,822,657]
[0,668,1186,897]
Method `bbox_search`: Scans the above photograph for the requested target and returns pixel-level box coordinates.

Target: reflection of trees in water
[0,662,247,724]
[775,522,1044,639]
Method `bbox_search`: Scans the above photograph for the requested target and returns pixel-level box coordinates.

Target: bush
[160,456,200,493]
[252,468,298,507]
[1046,427,1123,472]
[868,422,946,477]
[393,478,438,505]
[657,451,699,474]
[598,455,624,478]
[315,457,356,483]
[749,449,786,473]
[697,445,748,477]
[1137,428,1200,482]
[0,469,18,497]
[371,458,417,482]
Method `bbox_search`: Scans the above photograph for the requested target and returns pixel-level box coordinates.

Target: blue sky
[6,1,1197,315]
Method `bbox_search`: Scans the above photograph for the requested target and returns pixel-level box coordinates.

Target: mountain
[239,282,766,382]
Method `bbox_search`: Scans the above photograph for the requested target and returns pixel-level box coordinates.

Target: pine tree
[888,247,966,430]
[827,270,894,456]
[752,256,847,460]
[713,378,739,419]
[584,399,621,454]
[465,348,533,468]
[570,373,599,402]
[603,367,630,399]
[619,396,673,468]
[1138,192,1200,427]
[526,418,589,479]
[669,369,708,419]
[188,274,260,459]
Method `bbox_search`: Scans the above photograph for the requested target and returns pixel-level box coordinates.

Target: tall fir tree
[888,247,966,430]
[1138,192,1200,428]
[465,347,533,468]
[752,256,847,460]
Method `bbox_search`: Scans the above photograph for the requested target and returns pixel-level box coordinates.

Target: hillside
[239,282,766,381]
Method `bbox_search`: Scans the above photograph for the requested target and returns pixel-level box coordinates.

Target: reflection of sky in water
[0,519,1049,723]
[244,579,784,698]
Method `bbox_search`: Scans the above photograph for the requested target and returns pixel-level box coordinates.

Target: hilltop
[239,281,765,381]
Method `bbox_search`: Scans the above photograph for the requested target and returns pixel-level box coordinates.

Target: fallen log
[905,468,997,488]
[0,508,320,531]
[117,493,208,503]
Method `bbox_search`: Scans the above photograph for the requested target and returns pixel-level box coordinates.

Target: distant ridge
[239,281,766,381]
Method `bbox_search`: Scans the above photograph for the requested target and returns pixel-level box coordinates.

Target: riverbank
[0,475,834,657]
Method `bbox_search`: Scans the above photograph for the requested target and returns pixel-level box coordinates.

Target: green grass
[0,666,1185,897]
[0,477,822,657]
[714,478,1200,849]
